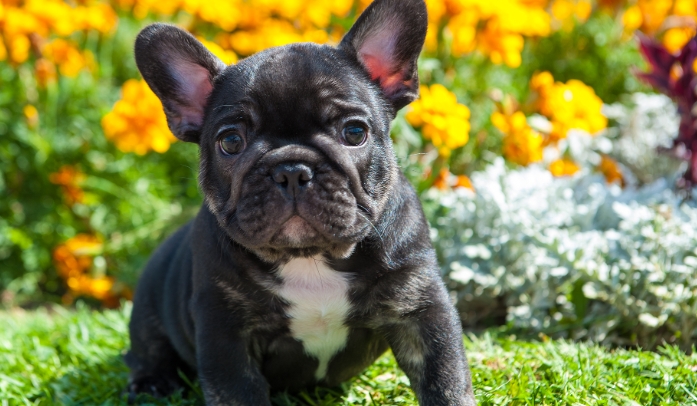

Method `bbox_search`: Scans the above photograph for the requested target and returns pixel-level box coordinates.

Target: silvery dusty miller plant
[425,158,697,350]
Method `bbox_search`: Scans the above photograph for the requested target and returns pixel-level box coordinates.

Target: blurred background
[1,0,696,350]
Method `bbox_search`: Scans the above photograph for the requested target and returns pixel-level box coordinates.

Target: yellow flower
[0,0,117,65]
[23,104,38,128]
[74,3,118,34]
[622,5,643,31]
[549,158,580,176]
[446,12,478,55]
[492,109,544,165]
[477,22,525,68]
[228,19,305,55]
[53,234,128,307]
[42,39,91,77]
[192,0,241,31]
[674,0,697,15]
[492,110,544,166]
[406,84,471,157]
[622,0,672,35]
[531,71,607,144]
[197,37,238,65]
[102,79,176,155]
[426,0,551,65]
[663,27,695,54]
[53,234,103,280]
[9,34,31,64]
[551,0,592,30]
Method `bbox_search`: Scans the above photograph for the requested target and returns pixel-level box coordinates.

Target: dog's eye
[219,131,244,155]
[342,124,367,146]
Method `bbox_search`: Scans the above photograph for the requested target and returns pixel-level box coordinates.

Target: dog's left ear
[340,0,427,112]
[135,23,226,143]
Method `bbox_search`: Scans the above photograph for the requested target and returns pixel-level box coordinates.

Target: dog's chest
[276,257,351,380]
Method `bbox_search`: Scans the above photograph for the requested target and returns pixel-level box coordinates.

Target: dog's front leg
[384,282,477,406]
[194,296,272,406]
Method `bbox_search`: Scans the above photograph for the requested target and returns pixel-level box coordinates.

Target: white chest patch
[276,257,352,380]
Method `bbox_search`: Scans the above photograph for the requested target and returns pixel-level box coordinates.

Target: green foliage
[2,306,696,405]
[522,13,647,104]
[0,22,203,304]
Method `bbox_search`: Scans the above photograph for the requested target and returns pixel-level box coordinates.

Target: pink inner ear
[171,61,213,128]
[361,54,410,96]
[357,25,409,97]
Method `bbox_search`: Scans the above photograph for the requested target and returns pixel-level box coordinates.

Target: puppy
[125,0,476,404]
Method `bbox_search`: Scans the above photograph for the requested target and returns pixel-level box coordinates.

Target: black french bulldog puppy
[125,0,476,404]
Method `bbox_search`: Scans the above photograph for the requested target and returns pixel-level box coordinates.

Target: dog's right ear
[339,0,427,112]
[135,23,225,143]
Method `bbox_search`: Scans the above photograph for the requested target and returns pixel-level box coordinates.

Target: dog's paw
[126,376,182,403]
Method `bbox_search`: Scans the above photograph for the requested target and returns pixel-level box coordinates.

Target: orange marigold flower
[49,165,85,205]
[433,168,451,190]
[455,174,475,191]
[35,58,57,87]
[406,84,471,157]
[621,0,673,36]
[476,22,525,68]
[530,71,607,144]
[426,0,552,64]
[597,155,625,186]
[67,274,115,301]
[42,39,91,77]
[431,169,475,192]
[549,157,580,176]
[53,234,124,307]
[52,234,103,280]
[492,110,544,166]
[102,79,176,155]
[74,3,118,34]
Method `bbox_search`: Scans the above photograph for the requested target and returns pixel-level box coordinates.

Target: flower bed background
[1,0,696,349]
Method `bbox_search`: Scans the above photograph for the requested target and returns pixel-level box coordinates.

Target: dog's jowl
[125,0,477,404]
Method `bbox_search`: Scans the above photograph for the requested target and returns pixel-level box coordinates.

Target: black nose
[272,163,314,197]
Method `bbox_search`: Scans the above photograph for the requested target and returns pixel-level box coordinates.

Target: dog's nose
[272,163,314,197]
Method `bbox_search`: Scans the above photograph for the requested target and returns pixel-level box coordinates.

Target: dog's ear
[340,0,427,111]
[135,23,225,143]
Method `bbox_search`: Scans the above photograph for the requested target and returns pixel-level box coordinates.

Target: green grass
[1,304,696,405]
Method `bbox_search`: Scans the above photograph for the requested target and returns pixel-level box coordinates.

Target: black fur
[126,0,476,404]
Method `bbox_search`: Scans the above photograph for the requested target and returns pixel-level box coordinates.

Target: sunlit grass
[1,304,696,405]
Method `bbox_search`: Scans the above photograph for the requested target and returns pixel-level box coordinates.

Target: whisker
[356,211,393,265]
[213,104,237,111]
[312,257,325,290]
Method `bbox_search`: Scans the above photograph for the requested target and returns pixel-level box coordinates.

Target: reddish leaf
[637,33,675,76]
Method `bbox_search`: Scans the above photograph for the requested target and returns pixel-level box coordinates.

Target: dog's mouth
[270,215,321,248]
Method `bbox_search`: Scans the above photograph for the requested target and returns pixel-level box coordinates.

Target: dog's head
[135,0,427,262]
